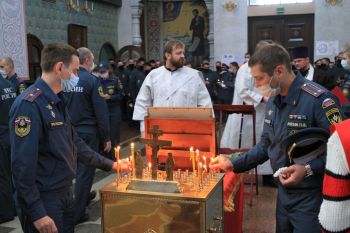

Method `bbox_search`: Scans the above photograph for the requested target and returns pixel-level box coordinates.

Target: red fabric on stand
[223,171,244,233]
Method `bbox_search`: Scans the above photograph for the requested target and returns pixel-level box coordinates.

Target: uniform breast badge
[98,86,105,97]
[14,116,31,137]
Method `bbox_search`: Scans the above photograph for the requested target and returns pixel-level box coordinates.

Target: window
[249,0,313,5]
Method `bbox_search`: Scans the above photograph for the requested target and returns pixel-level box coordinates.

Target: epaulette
[301,83,325,98]
[23,88,42,102]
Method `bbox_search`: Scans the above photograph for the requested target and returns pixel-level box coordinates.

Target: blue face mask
[341,59,350,70]
[61,73,79,92]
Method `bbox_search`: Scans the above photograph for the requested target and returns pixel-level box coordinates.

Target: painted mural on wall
[162,1,209,67]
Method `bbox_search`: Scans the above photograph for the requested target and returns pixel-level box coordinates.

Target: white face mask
[0,69,8,78]
[256,73,280,96]
[61,72,79,92]
[100,72,109,79]
[341,59,350,70]
[256,84,273,96]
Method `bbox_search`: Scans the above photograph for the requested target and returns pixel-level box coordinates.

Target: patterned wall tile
[26,0,119,61]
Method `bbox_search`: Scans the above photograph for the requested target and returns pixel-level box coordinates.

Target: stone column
[130,0,144,47]
[204,0,215,69]
[0,0,29,79]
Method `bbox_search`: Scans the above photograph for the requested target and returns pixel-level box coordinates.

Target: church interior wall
[25,0,119,62]
[314,1,350,61]
[247,2,314,16]
[213,0,248,64]
[117,0,133,50]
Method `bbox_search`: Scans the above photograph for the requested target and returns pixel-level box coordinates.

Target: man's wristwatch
[304,164,313,177]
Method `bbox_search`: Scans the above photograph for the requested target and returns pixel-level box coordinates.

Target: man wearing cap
[201,60,217,102]
[98,62,124,159]
[291,46,333,89]
[64,47,111,224]
[210,43,345,233]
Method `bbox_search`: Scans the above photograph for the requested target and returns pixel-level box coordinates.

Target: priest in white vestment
[220,62,273,176]
[133,40,212,134]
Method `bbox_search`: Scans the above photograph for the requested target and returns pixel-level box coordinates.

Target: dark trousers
[107,107,121,160]
[17,188,74,233]
[276,185,322,233]
[74,131,99,223]
[0,143,15,223]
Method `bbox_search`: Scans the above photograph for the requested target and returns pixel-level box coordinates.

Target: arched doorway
[99,42,117,63]
[27,34,43,81]
[117,45,144,63]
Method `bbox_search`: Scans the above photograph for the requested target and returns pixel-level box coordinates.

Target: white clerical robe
[305,65,314,81]
[220,63,273,175]
[133,66,213,132]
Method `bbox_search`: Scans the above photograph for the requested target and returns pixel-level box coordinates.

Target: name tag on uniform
[50,122,64,127]
[287,122,307,128]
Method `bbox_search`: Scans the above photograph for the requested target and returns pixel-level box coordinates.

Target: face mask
[0,69,8,78]
[118,66,124,71]
[341,60,350,70]
[61,73,79,92]
[269,73,281,96]
[100,72,109,79]
[216,66,221,72]
[256,84,272,96]
[128,64,134,70]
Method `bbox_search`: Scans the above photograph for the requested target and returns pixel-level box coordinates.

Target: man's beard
[170,57,184,68]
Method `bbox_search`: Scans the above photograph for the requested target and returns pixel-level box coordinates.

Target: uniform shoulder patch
[326,108,342,125]
[23,88,42,102]
[15,116,31,137]
[301,83,325,98]
[98,86,105,97]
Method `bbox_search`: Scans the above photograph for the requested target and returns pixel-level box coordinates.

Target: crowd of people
[1,40,350,233]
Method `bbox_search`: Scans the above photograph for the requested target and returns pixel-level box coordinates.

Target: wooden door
[248,14,314,61]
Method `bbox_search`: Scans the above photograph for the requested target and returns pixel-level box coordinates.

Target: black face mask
[144,70,151,75]
[216,66,221,72]
[202,68,210,73]
[137,65,143,71]
[128,64,135,69]
[118,66,124,71]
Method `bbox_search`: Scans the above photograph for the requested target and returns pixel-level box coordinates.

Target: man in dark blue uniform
[0,76,16,223]
[98,63,124,160]
[217,63,235,104]
[210,43,345,233]
[9,43,127,233]
[201,60,217,103]
[0,57,27,94]
[114,61,128,121]
[64,47,111,224]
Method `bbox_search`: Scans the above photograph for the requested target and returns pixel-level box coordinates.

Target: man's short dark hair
[163,40,185,60]
[249,43,292,76]
[41,43,78,72]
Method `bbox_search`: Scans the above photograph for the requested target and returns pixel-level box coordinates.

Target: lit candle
[114,146,120,162]
[203,156,207,168]
[190,147,196,173]
[148,162,152,172]
[199,162,203,185]
[131,143,135,177]
[196,149,200,174]
[204,165,207,173]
